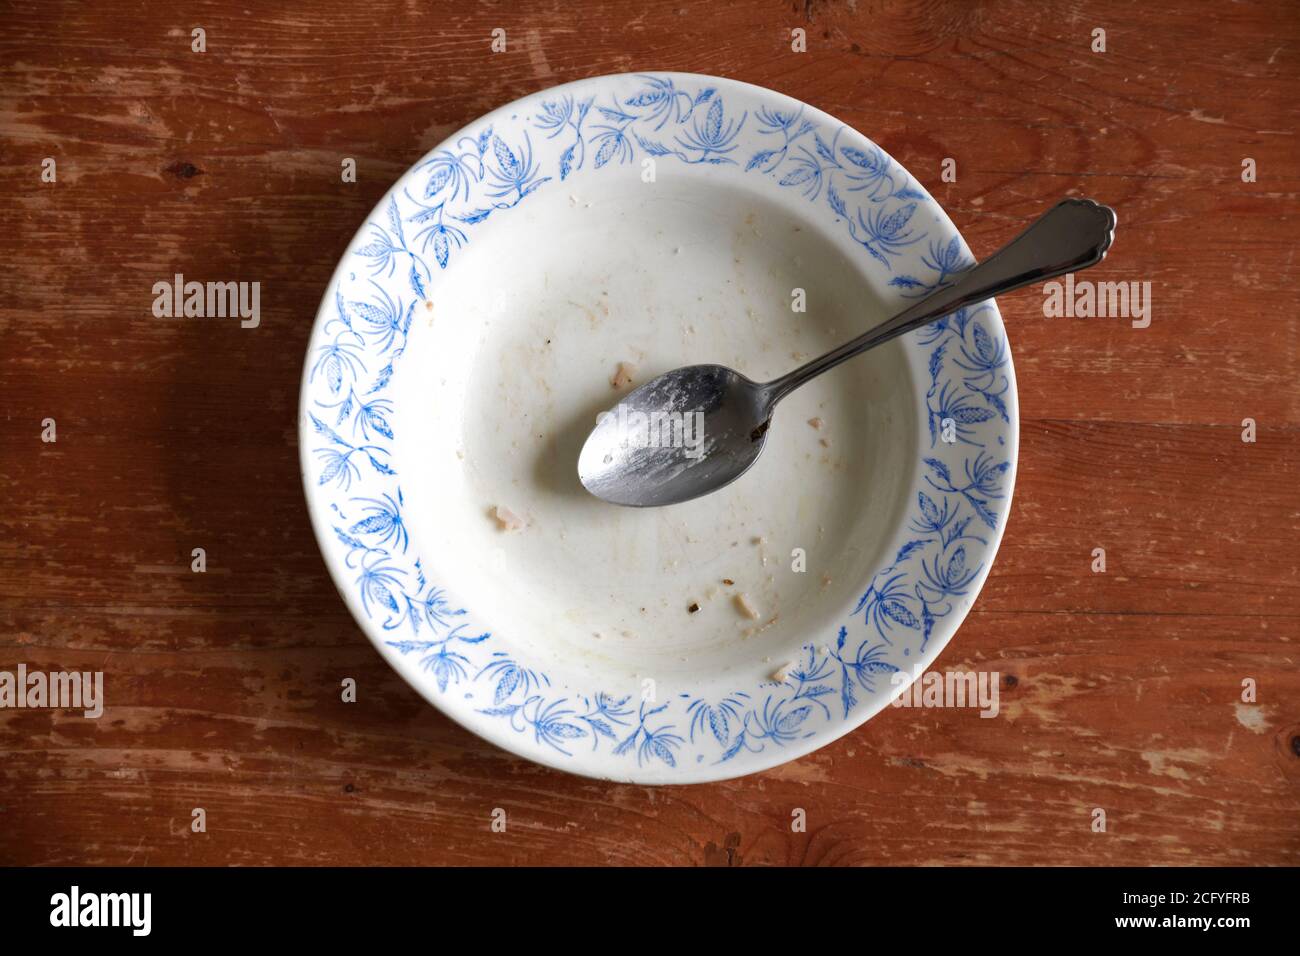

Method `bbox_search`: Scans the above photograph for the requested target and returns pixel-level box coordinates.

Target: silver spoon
[579,197,1116,507]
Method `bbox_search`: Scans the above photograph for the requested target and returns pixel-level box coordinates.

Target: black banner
[0,866,1282,941]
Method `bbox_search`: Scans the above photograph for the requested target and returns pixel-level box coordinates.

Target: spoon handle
[763,198,1117,406]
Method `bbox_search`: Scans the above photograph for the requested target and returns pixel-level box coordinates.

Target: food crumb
[610,361,636,389]
[687,601,700,614]
[808,417,823,429]
[722,578,734,586]
[491,505,525,531]
[820,571,833,592]
[743,613,780,639]
[770,661,795,683]
[734,592,760,620]
[820,437,831,448]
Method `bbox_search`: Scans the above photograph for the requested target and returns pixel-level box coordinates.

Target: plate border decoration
[299,72,1019,783]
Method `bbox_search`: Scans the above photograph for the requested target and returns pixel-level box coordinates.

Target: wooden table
[2,0,1296,866]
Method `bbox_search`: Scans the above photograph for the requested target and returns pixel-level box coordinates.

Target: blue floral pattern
[302,73,1015,779]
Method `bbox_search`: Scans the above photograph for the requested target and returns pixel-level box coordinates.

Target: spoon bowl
[577,364,772,507]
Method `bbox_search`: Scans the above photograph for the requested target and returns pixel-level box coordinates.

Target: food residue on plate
[492,505,525,531]
[808,417,823,429]
[610,361,636,389]
[770,661,795,683]
[733,592,760,620]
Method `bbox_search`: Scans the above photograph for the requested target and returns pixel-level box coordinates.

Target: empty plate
[299,72,1018,783]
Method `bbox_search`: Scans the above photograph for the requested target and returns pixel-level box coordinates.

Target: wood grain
[1,0,1297,866]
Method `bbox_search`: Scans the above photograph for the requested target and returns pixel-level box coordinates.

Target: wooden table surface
[2,0,1297,866]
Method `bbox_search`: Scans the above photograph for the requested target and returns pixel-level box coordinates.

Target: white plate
[299,72,1018,783]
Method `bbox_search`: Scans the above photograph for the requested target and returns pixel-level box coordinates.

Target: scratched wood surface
[1,0,1297,866]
